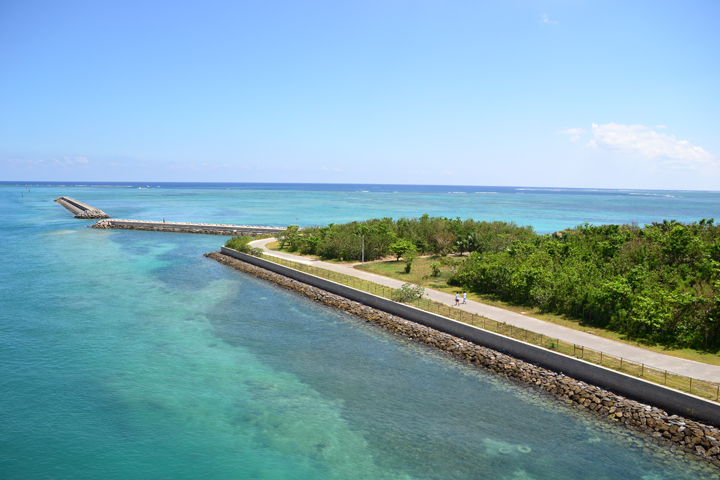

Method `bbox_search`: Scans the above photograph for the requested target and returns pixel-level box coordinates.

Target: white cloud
[74,156,88,163]
[541,14,558,24]
[587,123,715,168]
[557,127,586,142]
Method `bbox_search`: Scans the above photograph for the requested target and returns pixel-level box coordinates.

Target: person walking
[455,293,460,306]
[462,292,467,304]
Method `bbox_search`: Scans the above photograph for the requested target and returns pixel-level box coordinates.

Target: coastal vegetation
[449,219,720,350]
[275,215,534,261]
[225,235,265,256]
[273,216,720,350]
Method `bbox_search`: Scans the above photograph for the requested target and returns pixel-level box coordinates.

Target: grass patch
[356,255,720,367]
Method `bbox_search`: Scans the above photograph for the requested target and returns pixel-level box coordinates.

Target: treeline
[449,220,720,349]
[276,214,535,261]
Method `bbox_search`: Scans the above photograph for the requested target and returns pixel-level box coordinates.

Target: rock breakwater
[93,219,285,236]
[206,250,720,467]
[74,208,111,219]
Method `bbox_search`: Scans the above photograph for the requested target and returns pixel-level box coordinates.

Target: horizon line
[1,181,719,194]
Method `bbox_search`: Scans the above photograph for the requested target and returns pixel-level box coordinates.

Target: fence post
[690,377,693,393]
[641,364,644,376]
[600,351,603,365]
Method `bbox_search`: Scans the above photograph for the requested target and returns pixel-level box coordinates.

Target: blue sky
[1,1,718,189]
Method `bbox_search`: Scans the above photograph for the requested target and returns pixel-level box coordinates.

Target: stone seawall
[92,219,285,236]
[222,246,720,426]
[206,250,720,467]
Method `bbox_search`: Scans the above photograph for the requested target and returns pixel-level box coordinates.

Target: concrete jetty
[92,219,286,236]
[54,197,110,219]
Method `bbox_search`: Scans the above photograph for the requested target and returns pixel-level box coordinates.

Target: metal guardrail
[262,253,720,402]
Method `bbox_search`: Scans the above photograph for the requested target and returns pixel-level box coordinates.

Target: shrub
[391,283,425,303]
[225,236,268,257]
[225,236,253,253]
[430,262,442,277]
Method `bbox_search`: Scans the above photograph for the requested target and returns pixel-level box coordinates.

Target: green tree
[455,232,479,256]
[389,239,416,261]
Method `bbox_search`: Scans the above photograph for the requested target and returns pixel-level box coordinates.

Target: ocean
[1,182,719,479]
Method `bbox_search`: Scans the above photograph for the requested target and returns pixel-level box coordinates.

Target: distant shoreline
[2,181,720,194]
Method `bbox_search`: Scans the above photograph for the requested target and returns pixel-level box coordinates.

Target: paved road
[250,237,720,384]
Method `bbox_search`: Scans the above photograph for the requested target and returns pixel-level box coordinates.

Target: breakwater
[206,250,720,466]
[92,219,286,235]
[54,196,110,219]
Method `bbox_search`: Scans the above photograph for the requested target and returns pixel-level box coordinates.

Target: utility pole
[356,224,373,266]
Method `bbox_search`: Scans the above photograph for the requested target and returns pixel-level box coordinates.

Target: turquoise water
[2,184,720,479]
[5,182,720,233]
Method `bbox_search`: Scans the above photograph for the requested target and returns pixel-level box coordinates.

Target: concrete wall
[62,197,91,211]
[55,197,83,215]
[220,246,720,426]
[56,196,98,212]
